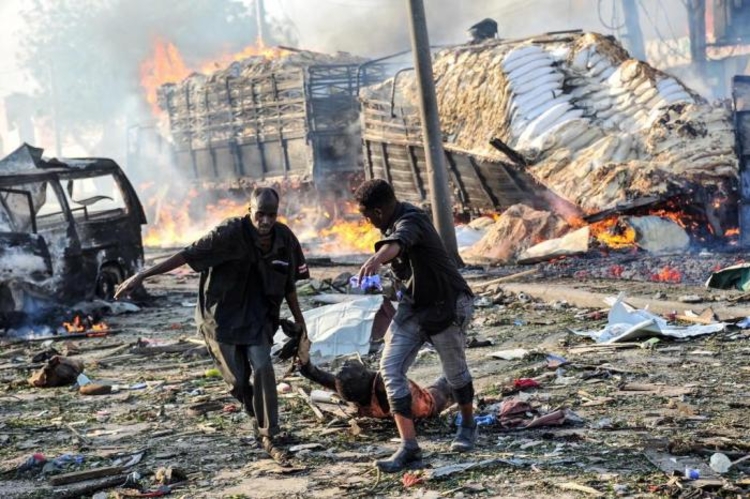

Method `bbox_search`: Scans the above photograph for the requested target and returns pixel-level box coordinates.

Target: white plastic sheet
[273,295,386,359]
[455,225,487,251]
[574,293,725,343]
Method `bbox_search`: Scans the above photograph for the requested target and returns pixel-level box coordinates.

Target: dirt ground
[2,253,750,499]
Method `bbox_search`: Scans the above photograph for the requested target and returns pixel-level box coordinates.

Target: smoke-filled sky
[268,0,687,56]
[0,0,692,97]
[0,0,700,162]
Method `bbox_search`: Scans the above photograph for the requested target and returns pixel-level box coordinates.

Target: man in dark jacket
[115,187,309,463]
[353,179,476,473]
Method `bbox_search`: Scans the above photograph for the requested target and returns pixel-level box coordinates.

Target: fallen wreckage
[361,30,740,253]
[0,144,146,325]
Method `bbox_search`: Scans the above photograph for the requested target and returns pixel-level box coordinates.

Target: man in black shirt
[354,179,477,473]
[115,188,309,463]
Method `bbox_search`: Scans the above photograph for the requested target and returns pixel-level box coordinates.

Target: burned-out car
[0,144,146,320]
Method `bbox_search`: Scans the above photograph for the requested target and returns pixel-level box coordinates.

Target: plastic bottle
[455,413,496,427]
[349,274,382,291]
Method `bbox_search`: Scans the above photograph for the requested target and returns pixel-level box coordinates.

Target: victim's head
[334,360,376,406]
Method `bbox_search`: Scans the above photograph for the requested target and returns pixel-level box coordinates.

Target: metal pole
[687,0,707,78]
[621,0,646,60]
[406,0,459,262]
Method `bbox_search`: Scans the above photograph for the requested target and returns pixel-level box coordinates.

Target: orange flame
[139,38,191,114]
[590,218,637,249]
[140,37,289,115]
[318,219,381,254]
[141,189,244,248]
[63,315,84,333]
[63,315,109,333]
[650,266,682,283]
[197,41,289,74]
[142,191,378,254]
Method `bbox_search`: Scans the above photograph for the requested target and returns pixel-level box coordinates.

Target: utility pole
[687,0,707,79]
[406,0,460,262]
[621,0,646,60]
[255,0,266,46]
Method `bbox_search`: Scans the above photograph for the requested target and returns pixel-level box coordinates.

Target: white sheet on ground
[573,293,725,343]
[273,295,386,359]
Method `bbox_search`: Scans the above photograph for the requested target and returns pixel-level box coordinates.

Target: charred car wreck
[0,144,146,326]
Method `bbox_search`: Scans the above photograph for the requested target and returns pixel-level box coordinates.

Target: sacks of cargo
[360,31,737,214]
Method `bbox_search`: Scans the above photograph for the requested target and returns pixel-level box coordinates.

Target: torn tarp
[573,293,725,343]
[273,296,393,360]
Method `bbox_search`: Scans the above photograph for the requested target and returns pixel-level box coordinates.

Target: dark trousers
[203,335,280,437]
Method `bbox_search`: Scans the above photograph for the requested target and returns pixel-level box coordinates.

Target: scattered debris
[488,348,530,360]
[426,458,519,480]
[555,481,604,497]
[154,466,187,485]
[706,263,750,291]
[574,294,725,343]
[517,226,590,264]
[28,356,84,387]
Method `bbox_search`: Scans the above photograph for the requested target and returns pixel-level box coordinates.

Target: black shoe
[375,445,423,473]
[450,424,478,452]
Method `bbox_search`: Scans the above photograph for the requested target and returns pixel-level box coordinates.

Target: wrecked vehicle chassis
[0,151,146,321]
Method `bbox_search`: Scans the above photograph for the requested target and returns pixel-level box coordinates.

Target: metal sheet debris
[573,294,725,343]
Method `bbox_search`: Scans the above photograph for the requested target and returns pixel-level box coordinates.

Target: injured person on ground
[279,319,455,419]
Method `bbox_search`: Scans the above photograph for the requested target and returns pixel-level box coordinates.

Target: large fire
[142,192,380,255]
[318,218,381,254]
[139,38,191,114]
[589,218,637,249]
[140,38,289,115]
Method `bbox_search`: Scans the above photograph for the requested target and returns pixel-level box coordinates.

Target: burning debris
[61,315,109,335]
[361,31,740,258]
[462,204,570,263]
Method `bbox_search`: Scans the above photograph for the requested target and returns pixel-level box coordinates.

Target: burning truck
[150,48,389,213]
[136,31,745,259]
[127,45,396,251]
[361,30,744,260]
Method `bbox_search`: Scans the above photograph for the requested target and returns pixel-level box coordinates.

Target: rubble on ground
[3,260,750,498]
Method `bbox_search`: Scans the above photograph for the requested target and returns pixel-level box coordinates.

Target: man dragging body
[115,188,309,463]
[353,179,477,473]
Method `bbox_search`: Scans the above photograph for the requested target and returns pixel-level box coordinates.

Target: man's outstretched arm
[115,252,187,299]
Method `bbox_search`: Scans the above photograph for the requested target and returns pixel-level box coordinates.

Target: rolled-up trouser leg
[380,314,423,417]
[202,335,253,416]
[430,292,475,401]
[247,339,279,437]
